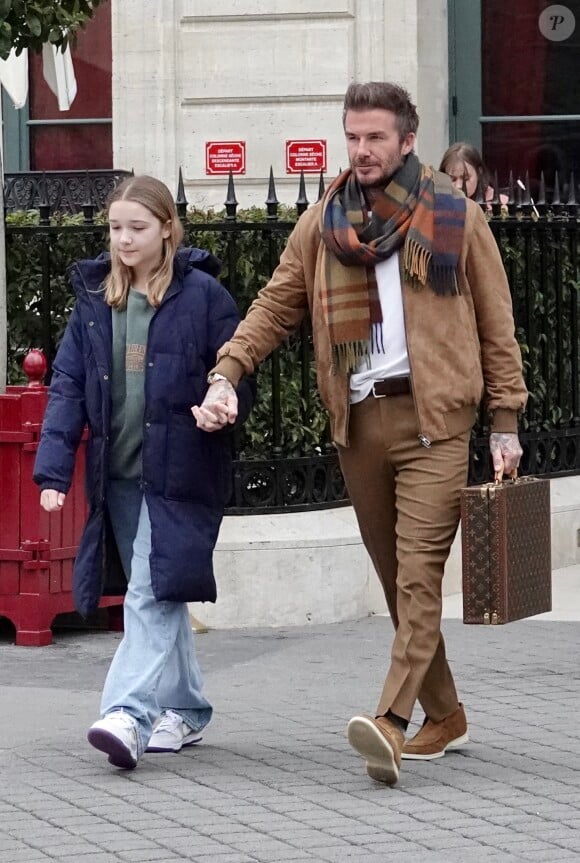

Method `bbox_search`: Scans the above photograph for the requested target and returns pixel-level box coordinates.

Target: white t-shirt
[349,253,410,404]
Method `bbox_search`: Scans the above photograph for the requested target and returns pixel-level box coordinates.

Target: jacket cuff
[489,408,520,434]
[211,356,246,388]
[37,480,70,494]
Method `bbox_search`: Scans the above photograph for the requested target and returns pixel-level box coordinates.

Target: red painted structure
[0,351,123,645]
[285,139,327,174]
[205,141,246,175]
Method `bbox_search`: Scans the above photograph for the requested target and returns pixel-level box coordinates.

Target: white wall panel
[417,0,449,169]
[111,0,178,185]
[179,18,353,101]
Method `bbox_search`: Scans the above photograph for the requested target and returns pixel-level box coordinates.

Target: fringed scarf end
[404,239,430,286]
[404,240,461,296]
[331,340,369,375]
[429,265,461,296]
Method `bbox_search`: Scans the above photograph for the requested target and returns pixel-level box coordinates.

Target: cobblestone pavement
[1,614,579,863]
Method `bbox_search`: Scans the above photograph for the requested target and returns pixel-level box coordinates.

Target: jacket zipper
[398,255,432,448]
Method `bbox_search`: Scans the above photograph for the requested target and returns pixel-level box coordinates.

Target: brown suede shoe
[402,703,468,761]
[347,714,404,784]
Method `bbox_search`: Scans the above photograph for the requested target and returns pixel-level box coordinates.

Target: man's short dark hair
[342,82,419,140]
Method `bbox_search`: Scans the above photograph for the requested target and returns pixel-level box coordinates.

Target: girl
[439,142,508,212]
[34,175,254,769]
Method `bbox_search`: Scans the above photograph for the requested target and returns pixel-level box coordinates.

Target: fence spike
[296,170,309,216]
[567,171,577,205]
[175,167,188,219]
[266,166,279,220]
[317,170,326,201]
[225,170,238,221]
[506,171,515,213]
[552,171,562,210]
[538,172,547,206]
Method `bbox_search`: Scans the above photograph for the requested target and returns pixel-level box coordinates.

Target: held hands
[40,489,67,512]
[191,379,239,432]
[489,432,523,481]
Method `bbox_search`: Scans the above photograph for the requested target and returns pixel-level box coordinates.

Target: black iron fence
[4,170,133,214]
[4,168,580,512]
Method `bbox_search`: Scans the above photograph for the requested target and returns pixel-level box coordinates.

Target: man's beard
[352,155,405,189]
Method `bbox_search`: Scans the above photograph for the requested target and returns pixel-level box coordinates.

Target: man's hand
[489,432,523,481]
[191,379,239,432]
[40,489,66,512]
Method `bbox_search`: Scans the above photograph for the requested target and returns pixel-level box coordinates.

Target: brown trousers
[337,392,470,722]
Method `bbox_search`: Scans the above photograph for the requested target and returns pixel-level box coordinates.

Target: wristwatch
[207,372,230,385]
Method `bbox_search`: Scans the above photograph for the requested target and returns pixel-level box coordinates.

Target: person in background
[440,141,508,211]
[34,175,254,770]
[192,82,526,787]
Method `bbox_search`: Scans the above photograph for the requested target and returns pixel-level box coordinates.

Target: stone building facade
[112,1,449,207]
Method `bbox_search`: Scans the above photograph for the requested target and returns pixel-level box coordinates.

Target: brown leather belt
[371,375,411,398]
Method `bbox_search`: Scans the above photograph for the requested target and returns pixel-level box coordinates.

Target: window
[449,0,580,188]
[2,0,112,171]
[482,0,580,184]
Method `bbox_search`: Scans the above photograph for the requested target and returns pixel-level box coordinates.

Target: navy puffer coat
[33,248,255,618]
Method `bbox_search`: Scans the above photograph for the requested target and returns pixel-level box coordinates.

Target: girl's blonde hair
[104,175,184,309]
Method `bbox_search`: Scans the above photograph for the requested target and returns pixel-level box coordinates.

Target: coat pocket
[164,411,228,505]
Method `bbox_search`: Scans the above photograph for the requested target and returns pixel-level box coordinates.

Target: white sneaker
[146,710,202,753]
[87,710,139,769]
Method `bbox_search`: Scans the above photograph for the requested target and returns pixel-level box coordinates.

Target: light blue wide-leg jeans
[100,479,213,755]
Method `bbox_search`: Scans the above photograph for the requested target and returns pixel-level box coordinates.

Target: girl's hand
[40,489,67,512]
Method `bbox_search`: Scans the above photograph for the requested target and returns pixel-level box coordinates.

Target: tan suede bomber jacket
[212,196,528,448]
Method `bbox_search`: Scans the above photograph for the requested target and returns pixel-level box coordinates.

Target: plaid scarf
[320,153,466,373]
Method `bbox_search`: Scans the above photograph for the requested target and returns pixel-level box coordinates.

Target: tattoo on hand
[489,432,523,476]
[490,433,522,456]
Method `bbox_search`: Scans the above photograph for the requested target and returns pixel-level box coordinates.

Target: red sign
[286,139,327,174]
[205,141,246,175]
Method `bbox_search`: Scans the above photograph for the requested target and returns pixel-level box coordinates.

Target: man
[192,82,527,786]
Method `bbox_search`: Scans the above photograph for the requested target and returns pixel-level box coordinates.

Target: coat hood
[174,246,222,278]
[68,246,222,295]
